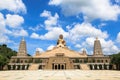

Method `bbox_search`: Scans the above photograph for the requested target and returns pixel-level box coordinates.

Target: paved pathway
[0,70,120,80]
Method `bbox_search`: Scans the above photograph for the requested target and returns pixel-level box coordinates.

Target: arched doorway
[89,65,93,70]
[55,65,57,70]
[61,65,64,69]
[94,65,97,70]
[58,64,60,70]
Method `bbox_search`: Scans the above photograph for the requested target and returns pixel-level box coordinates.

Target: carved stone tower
[93,37,103,56]
[17,37,27,56]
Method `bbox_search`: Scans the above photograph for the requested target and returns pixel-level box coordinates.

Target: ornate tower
[93,37,103,56]
[17,37,27,56]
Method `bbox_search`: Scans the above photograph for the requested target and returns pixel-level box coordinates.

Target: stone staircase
[80,64,90,70]
[29,64,39,70]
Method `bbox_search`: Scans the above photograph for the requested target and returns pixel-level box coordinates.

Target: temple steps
[80,64,90,70]
[28,64,39,70]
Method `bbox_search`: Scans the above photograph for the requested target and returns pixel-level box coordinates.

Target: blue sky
[0,0,120,55]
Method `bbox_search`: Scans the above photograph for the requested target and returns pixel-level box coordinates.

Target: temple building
[8,34,112,70]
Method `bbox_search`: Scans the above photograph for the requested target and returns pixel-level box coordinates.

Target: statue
[57,34,66,47]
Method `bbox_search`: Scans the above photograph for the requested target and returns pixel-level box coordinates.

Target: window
[97,60,100,63]
[105,60,108,63]
[21,60,23,63]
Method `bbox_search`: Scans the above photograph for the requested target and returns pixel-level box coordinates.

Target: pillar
[102,65,104,70]
[97,65,99,70]
[92,65,94,70]
[16,65,18,70]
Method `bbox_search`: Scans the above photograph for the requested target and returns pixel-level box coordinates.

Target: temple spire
[93,37,103,56]
[17,37,27,56]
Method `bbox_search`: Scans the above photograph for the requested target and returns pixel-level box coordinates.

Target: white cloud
[47,45,55,50]
[98,23,106,28]
[69,22,108,42]
[116,32,120,43]
[100,38,119,55]
[0,0,26,13]
[40,10,59,30]
[29,24,43,31]
[30,10,68,40]
[0,13,11,43]
[40,10,51,17]
[0,13,6,33]
[36,48,44,52]
[49,0,120,21]
[31,27,68,40]
[6,14,24,28]
[49,0,62,5]
[40,27,68,40]
[30,33,40,39]
[75,44,81,48]
[12,29,28,37]
[0,34,11,43]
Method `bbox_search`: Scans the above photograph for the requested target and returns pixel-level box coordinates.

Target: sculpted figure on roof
[57,34,66,47]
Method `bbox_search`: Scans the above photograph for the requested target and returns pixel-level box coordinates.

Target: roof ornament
[57,34,66,47]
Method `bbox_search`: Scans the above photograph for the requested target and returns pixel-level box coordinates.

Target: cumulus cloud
[49,0,120,21]
[29,24,43,31]
[116,32,120,43]
[49,0,62,5]
[31,27,68,40]
[0,34,11,43]
[69,22,108,42]
[36,48,44,52]
[12,29,28,37]
[30,33,40,39]
[0,13,6,32]
[75,44,81,48]
[47,45,55,50]
[31,10,68,40]
[40,27,68,40]
[40,10,59,30]
[6,14,24,28]
[0,0,26,13]
[0,13,11,43]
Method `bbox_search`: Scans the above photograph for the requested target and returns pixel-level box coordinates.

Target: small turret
[82,49,87,55]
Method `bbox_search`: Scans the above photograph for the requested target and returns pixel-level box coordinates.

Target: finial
[96,37,98,40]
[83,48,86,52]
[59,34,63,39]
[22,37,25,41]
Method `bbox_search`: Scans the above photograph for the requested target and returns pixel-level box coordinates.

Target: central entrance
[52,63,66,70]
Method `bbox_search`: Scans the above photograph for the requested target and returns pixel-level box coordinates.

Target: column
[92,65,94,70]
[57,64,58,70]
[16,65,18,70]
[102,65,104,70]
[97,65,99,70]
[107,65,109,70]
[20,65,22,70]
[11,65,13,70]
[24,65,26,70]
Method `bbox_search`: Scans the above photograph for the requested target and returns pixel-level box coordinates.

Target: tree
[111,52,120,70]
[0,44,17,70]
